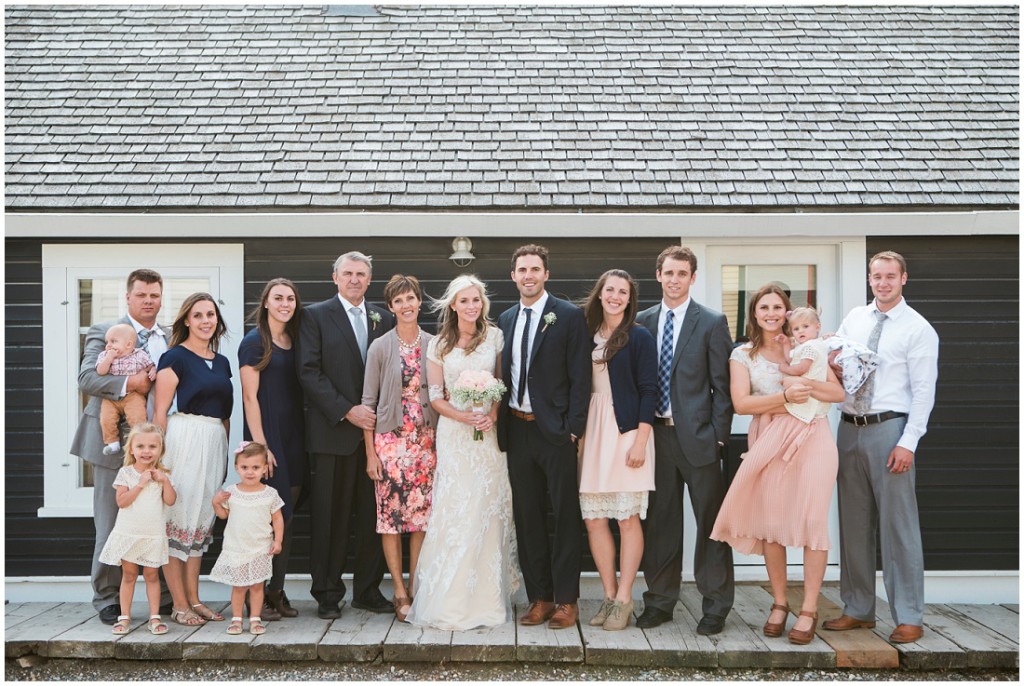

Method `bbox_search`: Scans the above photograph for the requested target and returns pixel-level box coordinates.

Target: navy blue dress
[238,328,307,520]
[157,346,233,419]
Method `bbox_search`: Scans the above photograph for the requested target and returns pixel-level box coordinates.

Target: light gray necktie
[351,307,368,362]
[136,327,151,353]
[852,310,887,414]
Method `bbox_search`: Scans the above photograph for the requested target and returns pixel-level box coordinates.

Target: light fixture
[449,236,475,267]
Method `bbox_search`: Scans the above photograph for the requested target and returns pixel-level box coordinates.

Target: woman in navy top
[238,278,306,619]
[578,269,658,631]
[153,292,233,627]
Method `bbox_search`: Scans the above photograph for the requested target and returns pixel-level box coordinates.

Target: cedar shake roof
[4,5,1019,210]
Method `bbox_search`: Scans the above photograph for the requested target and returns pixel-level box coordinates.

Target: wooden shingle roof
[5,5,1019,210]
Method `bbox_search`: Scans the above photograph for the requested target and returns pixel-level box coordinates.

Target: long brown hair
[246,278,302,371]
[431,274,492,359]
[745,283,793,359]
[169,292,228,352]
[582,269,638,364]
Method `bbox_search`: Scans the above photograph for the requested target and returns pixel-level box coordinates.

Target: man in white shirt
[71,269,171,624]
[823,251,939,644]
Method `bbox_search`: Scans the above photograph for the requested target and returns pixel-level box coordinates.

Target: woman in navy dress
[239,278,306,619]
[153,292,233,626]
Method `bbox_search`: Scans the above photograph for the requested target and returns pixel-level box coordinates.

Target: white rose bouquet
[450,370,507,441]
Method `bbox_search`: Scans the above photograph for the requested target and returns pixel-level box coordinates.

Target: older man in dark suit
[635,245,735,635]
[70,269,172,624]
[298,251,395,619]
[498,244,592,630]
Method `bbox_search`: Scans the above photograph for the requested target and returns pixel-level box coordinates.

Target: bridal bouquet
[450,370,507,441]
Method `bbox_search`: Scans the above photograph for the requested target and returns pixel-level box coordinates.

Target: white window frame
[39,244,245,517]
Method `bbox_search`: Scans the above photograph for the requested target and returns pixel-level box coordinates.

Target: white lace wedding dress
[406,326,521,630]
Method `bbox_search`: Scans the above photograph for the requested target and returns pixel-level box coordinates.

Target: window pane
[721,265,817,343]
[75,276,211,488]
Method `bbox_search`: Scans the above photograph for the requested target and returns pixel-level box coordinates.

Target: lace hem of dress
[580,491,649,521]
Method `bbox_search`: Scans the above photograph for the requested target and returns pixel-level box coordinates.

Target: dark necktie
[517,308,532,406]
[657,310,675,415]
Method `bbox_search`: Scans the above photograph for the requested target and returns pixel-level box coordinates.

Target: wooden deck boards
[5,586,1018,670]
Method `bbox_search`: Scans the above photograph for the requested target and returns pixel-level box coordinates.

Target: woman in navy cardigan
[578,269,658,630]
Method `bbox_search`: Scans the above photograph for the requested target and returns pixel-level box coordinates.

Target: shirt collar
[661,297,690,319]
[520,291,549,315]
[126,314,165,336]
[869,296,907,320]
[338,294,365,313]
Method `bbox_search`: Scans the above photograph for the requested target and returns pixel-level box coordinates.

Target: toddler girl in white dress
[774,307,831,423]
[210,441,284,635]
[99,422,177,636]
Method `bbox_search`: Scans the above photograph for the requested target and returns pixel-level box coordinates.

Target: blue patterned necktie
[136,327,151,353]
[852,310,887,414]
[657,310,675,415]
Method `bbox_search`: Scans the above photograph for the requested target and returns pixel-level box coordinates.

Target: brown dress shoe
[763,603,790,638]
[822,614,876,631]
[548,603,579,630]
[889,624,924,643]
[519,600,556,626]
[787,610,818,645]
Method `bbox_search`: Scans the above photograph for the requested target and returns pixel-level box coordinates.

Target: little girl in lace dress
[210,442,284,636]
[98,423,177,636]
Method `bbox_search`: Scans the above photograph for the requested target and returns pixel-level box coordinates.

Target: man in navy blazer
[635,245,735,635]
[297,251,394,619]
[498,244,592,630]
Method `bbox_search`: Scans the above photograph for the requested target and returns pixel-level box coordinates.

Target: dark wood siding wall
[5,234,1018,576]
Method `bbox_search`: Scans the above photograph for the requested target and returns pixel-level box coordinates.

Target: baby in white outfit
[775,307,830,423]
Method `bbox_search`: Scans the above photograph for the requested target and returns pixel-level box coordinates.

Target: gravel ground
[5,659,1019,681]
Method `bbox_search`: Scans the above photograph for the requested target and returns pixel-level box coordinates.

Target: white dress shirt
[509,290,549,413]
[121,314,168,398]
[655,297,691,419]
[836,297,939,453]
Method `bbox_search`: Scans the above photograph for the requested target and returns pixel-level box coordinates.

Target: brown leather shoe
[822,614,876,631]
[519,600,556,626]
[787,610,818,645]
[889,624,924,643]
[548,603,579,630]
[763,603,790,638]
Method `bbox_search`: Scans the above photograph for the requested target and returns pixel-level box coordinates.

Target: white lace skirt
[580,491,649,521]
[163,413,228,561]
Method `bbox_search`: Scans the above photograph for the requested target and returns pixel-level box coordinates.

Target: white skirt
[163,413,228,561]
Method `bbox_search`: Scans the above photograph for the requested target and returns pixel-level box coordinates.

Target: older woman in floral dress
[362,274,438,622]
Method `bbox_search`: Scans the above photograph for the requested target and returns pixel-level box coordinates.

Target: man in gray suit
[70,269,171,624]
[635,246,735,634]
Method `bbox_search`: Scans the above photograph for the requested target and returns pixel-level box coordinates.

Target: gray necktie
[136,328,151,353]
[852,310,887,414]
[351,307,368,362]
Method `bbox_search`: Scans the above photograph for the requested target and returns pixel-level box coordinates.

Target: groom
[498,244,592,630]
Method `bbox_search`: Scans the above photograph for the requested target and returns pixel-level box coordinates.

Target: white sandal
[147,614,168,635]
[226,616,244,635]
[249,616,266,635]
[111,615,130,635]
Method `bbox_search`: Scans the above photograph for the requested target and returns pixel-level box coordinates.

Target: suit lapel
[638,306,658,339]
[500,307,516,369]
[672,301,701,371]
[528,295,557,367]
[327,297,362,360]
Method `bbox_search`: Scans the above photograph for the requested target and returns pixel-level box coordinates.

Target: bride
[406,274,521,630]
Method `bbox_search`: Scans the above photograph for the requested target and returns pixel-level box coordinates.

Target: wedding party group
[73,243,938,646]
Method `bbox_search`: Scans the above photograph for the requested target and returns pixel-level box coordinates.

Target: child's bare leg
[248,582,265,619]
[230,586,248,620]
[120,561,140,617]
[142,566,162,617]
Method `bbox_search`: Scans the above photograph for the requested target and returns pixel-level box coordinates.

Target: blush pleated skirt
[711,412,838,556]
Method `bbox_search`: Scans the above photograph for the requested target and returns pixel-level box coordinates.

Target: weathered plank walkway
[5,585,1018,670]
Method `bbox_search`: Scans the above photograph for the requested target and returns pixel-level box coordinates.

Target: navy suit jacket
[297,295,395,456]
[595,325,658,434]
[497,294,591,449]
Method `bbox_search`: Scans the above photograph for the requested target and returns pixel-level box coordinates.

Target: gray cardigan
[361,328,439,435]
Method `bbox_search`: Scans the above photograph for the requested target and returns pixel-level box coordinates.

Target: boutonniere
[368,311,382,331]
[542,312,557,332]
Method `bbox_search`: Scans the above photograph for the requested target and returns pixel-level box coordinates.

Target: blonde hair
[234,441,269,465]
[431,274,493,359]
[123,422,169,472]
[105,323,138,346]
[788,306,821,327]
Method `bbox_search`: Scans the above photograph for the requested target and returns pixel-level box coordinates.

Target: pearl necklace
[398,329,422,349]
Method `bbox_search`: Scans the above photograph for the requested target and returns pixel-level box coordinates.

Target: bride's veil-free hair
[431,274,492,359]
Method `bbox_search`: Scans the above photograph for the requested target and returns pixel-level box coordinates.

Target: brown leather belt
[510,408,535,422]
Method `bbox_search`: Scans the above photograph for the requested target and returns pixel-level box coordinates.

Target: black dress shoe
[99,604,120,625]
[317,600,342,619]
[635,606,672,629]
[696,613,727,635]
[351,590,392,614]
